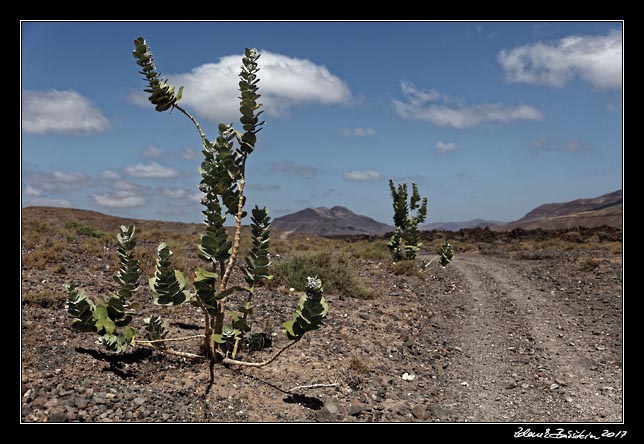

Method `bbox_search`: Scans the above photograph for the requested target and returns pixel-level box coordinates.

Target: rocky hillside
[498,189,622,231]
[272,206,392,236]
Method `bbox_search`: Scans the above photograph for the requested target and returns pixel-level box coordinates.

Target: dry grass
[391,260,425,278]
[22,289,65,308]
[270,250,374,299]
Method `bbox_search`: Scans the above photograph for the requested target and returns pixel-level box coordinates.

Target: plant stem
[423,255,440,269]
[220,177,246,292]
[138,343,205,360]
[222,339,298,368]
[287,383,338,392]
[136,334,204,345]
[174,104,207,148]
[214,176,247,350]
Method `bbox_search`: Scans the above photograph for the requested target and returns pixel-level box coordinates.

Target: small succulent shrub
[419,240,454,269]
[66,37,328,370]
[387,179,454,270]
[387,180,427,261]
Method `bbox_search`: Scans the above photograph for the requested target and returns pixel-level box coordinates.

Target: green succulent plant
[65,38,328,374]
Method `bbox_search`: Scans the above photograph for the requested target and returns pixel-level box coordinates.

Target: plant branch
[222,339,298,368]
[138,343,205,360]
[287,383,338,393]
[174,104,208,148]
[136,334,205,345]
[220,177,246,292]
[422,255,439,269]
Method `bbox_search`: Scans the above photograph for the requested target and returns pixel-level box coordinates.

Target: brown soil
[20,215,623,423]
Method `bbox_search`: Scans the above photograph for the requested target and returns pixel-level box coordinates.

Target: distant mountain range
[272,189,622,236]
[421,219,504,231]
[23,189,621,239]
[271,206,392,236]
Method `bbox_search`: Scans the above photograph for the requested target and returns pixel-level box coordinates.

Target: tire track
[437,253,621,422]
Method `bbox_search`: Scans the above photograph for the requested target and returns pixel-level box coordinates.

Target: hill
[497,189,622,231]
[271,206,392,236]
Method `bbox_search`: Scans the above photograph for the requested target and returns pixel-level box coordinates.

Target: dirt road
[437,254,622,422]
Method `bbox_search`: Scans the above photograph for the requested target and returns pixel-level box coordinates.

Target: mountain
[272,206,392,236]
[497,189,622,231]
[421,219,504,231]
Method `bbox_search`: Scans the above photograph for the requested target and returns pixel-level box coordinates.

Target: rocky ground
[21,235,622,424]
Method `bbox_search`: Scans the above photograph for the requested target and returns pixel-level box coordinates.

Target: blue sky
[21,21,623,225]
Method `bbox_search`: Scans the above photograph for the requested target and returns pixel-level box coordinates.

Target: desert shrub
[579,257,601,272]
[272,251,373,299]
[64,221,108,239]
[343,240,390,261]
[391,260,425,278]
[23,289,63,308]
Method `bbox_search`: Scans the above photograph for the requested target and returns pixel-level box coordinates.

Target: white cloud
[24,170,89,193]
[142,145,167,158]
[563,139,592,153]
[22,89,110,134]
[93,191,146,208]
[247,183,280,191]
[435,141,457,154]
[531,136,592,154]
[153,51,352,122]
[28,198,70,207]
[271,161,318,177]
[343,170,384,181]
[393,82,543,129]
[24,185,43,196]
[113,180,138,191]
[161,187,202,203]
[498,30,622,90]
[99,170,121,180]
[124,161,180,179]
[338,127,375,137]
[179,147,201,161]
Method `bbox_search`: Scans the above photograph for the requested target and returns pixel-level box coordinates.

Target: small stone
[315,408,335,422]
[44,398,59,408]
[324,400,339,415]
[550,383,560,391]
[31,395,47,408]
[506,381,517,389]
[134,396,146,406]
[75,398,88,409]
[411,404,426,420]
[47,407,67,423]
[349,400,368,416]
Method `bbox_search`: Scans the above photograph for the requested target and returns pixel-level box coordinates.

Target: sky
[21,21,623,225]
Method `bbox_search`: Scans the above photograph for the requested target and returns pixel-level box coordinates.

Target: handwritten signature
[515,427,627,440]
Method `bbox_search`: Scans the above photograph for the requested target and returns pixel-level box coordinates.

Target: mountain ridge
[496,189,622,231]
[271,205,392,236]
